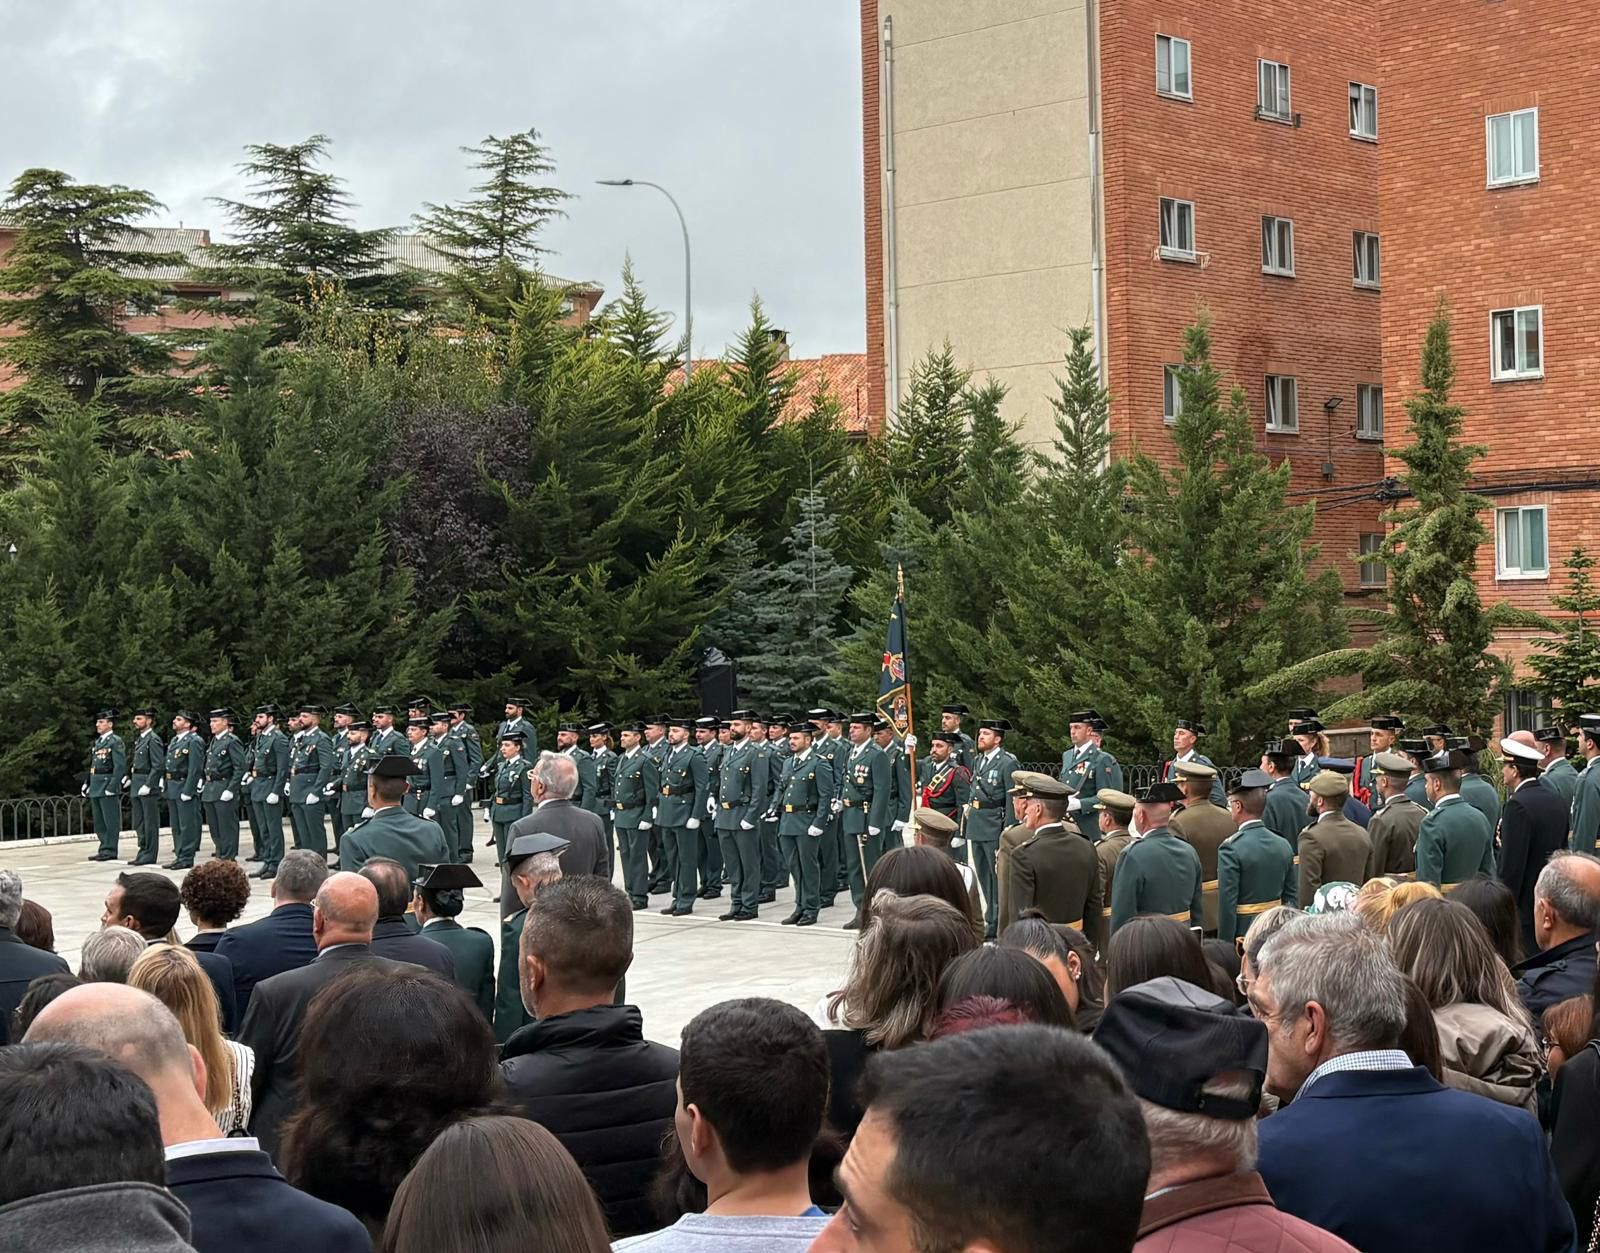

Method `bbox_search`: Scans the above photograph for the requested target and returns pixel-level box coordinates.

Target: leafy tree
[1528,547,1600,720]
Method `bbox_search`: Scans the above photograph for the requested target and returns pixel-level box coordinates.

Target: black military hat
[369,753,421,779]
[427,708,451,726]
[299,703,326,716]
[930,729,961,746]
[499,729,527,744]
[1580,714,1600,733]
[1464,733,1489,753]
[1397,737,1431,756]
[806,707,836,722]
[95,707,118,720]
[587,721,613,735]
[941,703,970,717]
[1089,716,1109,733]
[747,713,770,726]
[371,703,400,716]
[1290,719,1325,735]
[1136,781,1185,804]
[253,702,280,717]
[406,715,430,730]
[174,709,201,726]
[507,830,571,862]
[694,716,720,730]
[558,721,585,733]
[668,716,693,730]
[1370,714,1405,731]
[848,711,876,727]
[645,713,669,728]
[785,719,815,736]
[1443,735,1471,752]
[208,708,235,723]
[1423,748,1474,774]
[507,695,532,708]
[332,703,360,717]
[346,719,371,732]
[448,702,473,714]
[620,720,647,734]
[1174,718,1206,734]
[1534,725,1568,745]
[1229,767,1275,793]
[729,709,758,721]
[1286,707,1318,722]
[1068,709,1101,723]
[1262,739,1293,758]
[872,717,891,732]
[134,705,159,719]
[415,862,483,893]
[1095,977,1267,1120]
[1315,756,1355,775]
[978,718,1012,734]
[1421,723,1452,737]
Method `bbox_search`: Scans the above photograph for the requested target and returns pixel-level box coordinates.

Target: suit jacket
[185,931,224,954]
[1257,1065,1573,1253]
[165,1146,370,1253]
[240,944,414,1162]
[507,799,609,878]
[369,918,454,978]
[184,947,238,1036]
[0,927,69,1045]
[998,822,1105,950]
[1366,795,1424,876]
[1499,778,1570,952]
[213,903,318,1019]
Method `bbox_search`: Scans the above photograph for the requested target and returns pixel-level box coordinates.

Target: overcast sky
[0,0,866,358]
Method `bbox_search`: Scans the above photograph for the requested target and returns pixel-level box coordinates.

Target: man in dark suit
[507,751,609,880]
[0,869,70,1044]
[213,849,325,1018]
[101,870,237,1035]
[413,862,494,1020]
[238,872,415,1161]
[356,857,454,978]
[25,981,370,1253]
[1497,734,1574,956]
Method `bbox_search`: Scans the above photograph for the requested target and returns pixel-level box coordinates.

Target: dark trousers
[493,821,518,921]
[251,798,285,869]
[718,825,760,912]
[971,838,999,938]
[839,825,869,910]
[330,804,348,853]
[647,826,672,891]
[760,818,785,890]
[781,830,821,918]
[132,793,161,863]
[665,826,700,911]
[602,814,616,878]
[453,803,475,863]
[618,826,650,903]
[818,816,841,905]
[863,829,898,879]
[700,829,724,894]
[203,798,240,860]
[90,794,121,858]
[171,796,202,862]
[291,798,327,858]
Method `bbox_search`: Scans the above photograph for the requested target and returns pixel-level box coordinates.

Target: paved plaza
[6,823,860,1045]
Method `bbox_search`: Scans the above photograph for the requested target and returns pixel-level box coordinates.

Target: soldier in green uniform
[339,752,451,881]
[243,705,285,877]
[1536,725,1579,808]
[84,708,127,862]
[872,718,913,859]
[1259,740,1309,850]
[1110,782,1205,933]
[403,715,443,819]
[327,704,358,850]
[448,703,483,865]
[916,730,972,848]
[1169,760,1237,934]
[1094,789,1136,934]
[413,861,494,1020]
[657,718,711,916]
[336,719,377,841]
[200,708,247,862]
[940,704,976,771]
[1355,715,1404,812]
[768,719,834,927]
[1060,710,1120,840]
[1421,723,1453,754]
[965,718,1019,941]
[642,715,672,894]
[1572,716,1600,856]
[805,709,846,909]
[1456,735,1503,835]
[713,710,767,922]
[838,712,892,926]
[1399,738,1434,810]
[493,829,568,1045]
[1164,719,1227,807]
[1415,748,1496,887]
[287,704,335,861]
[497,696,538,758]
[613,722,660,909]
[586,722,617,876]
[489,732,533,893]
[1289,719,1327,788]
[369,704,406,756]
[162,710,205,870]
[694,717,726,899]
[556,722,598,813]
[1367,751,1425,876]
[1298,771,1374,906]
[999,774,1105,951]
[424,709,468,859]
[1216,769,1298,942]
[128,706,164,867]
[752,716,785,900]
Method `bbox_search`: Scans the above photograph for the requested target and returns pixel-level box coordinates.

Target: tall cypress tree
[885,345,971,528]
[1528,548,1600,721]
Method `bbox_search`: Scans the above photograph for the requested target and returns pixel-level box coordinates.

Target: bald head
[1509,730,1539,752]
[314,872,379,948]
[24,983,191,1084]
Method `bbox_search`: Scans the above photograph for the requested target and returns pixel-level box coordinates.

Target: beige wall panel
[896,101,1088,207]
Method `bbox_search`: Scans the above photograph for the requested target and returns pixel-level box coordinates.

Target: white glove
[181,793,192,802]
[137,785,151,797]
[686,817,700,830]
[868,825,881,837]
[707,798,716,816]
[952,836,966,848]
[266,792,280,805]
[807,824,824,837]
[1068,796,1082,812]
[301,795,317,806]
[361,806,375,818]
[220,790,234,802]
[322,784,336,797]
[640,820,653,831]
[451,793,464,806]
[80,784,89,798]
[903,734,918,751]
[740,820,754,831]
[423,807,437,820]
[830,798,843,814]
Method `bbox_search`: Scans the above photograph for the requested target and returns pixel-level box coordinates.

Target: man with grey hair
[1253,914,1573,1253]
[1515,848,1600,1019]
[214,848,328,1017]
[504,750,607,909]
[494,829,569,1044]
[0,870,70,1043]
[77,926,147,985]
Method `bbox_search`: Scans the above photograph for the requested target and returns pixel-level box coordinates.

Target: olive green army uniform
[1367,793,1425,876]
[1095,827,1133,932]
[1170,799,1237,933]
[1296,812,1374,907]
[999,821,1105,951]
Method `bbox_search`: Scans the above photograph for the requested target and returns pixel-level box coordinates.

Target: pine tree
[1527,548,1600,719]
[722,297,796,444]
[885,345,971,528]
[1036,325,1127,551]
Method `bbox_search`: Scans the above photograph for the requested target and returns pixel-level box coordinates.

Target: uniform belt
[661,785,691,796]
[1441,881,1461,892]
[495,797,507,804]
[842,798,858,807]
[721,801,733,809]
[971,800,985,809]
[165,773,179,780]
[1102,906,1113,919]
[91,767,113,774]
[1064,918,1083,932]
[1235,900,1277,916]
[1165,911,1192,923]
[291,767,318,774]
[1201,879,1219,891]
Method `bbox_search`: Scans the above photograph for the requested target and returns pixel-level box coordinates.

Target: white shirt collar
[796,748,812,761]
[1435,792,1465,807]
[165,1137,260,1161]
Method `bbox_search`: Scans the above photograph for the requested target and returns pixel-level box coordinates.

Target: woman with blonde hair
[1353,876,1442,931]
[128,943,253,1132]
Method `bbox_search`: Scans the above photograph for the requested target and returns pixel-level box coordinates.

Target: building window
[1497,505,1548,578]
[1159,197,1196,261]
[1261,216,1295,276]
[1502,688,1548,734]
[1359,533,1385,587]
[1486,108,1539,186]
[1353,231,1381,289]
[1156,35,1192,99]
[1163,365,1184,424]
[1265,375,1298,433]
[1349,83,1378,139]
[1356,384,1383,439]
[1258,59,1291,121]
[1491,306,1543,380]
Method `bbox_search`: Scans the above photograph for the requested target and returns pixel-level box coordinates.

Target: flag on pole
[876,569,912,741]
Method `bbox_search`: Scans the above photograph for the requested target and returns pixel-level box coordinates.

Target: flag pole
[899,563,917,792]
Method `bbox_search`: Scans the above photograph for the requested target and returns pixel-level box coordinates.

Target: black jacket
[500,1004,678,1238]
[369,918,454,978]
[1552,1043,1600,1249]
[1498,779,1571,953]
[165,1146,371,1253]
[1515,931,1599,1021]
[0,927,69,1045]
[213,903,318,1019]
[190,948,238,1037]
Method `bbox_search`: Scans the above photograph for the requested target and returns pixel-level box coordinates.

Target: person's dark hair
[419,885,466,919]
[381,1115,609,1253]
[1448,876,1523,966]
[179,859,252,929]
[650,1128,709,1226]
[280,966,503,1232]
[522,876,634,995]
[1543,995,1593,1062]
[858,1026,1149,1253]
[1105,915,1212,997]
[1002,914,1109,1030]
[0,1042,165,1205]
[679,998,829,1175]
[1202,939,1244,1005]
[16,899,55,953]
[862,845,978,936]
[11,973,82,1042]
[929,995,1036,1038]
[115,872,181,939]
[1398,974,1444,1081]
[372,773,409,805]
[358,858,414,919]
[935,946,1075,1029]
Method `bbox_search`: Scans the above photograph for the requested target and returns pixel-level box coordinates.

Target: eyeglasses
[1236,971,1252,996]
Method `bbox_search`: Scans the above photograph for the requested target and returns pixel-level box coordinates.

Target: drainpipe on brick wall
[882,14,902,423]
[1085,0,1107,401]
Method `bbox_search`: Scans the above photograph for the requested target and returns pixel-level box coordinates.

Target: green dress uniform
[86,730,128,859]
[812,734,849,906]
[430,731,470,861]
[697,737,725,895]
[1296,813,1374,907]
[405,738,446,819]
[713,738,768,917]
[451,720,484,864]
[494,907,531,1044]
[613,748,660,906]
[1060,743,1122,840]
[328,726,351,847]
[965,747,1019,940]
[588,744,617,876]
[657,742,711,914]
[563,744,598,813]
[287,729,335,858]
[338,804,451,883]
[421,917,494,1021]
[369,724,407,756]
[338,742,377,826]
[1572,757,1600,855]
[999,821,1106,951]
[773,748,834,923]
[644,735,672,892]
[490,753,533,872]
[129,727,164,865]
[200,729,247,861]
[1367,794,1425,876]
[497,715,537,757]
[1543,756,1579,808]
[1096,828,1133,931]
[881,738,913,847]
[757,740,785,894]
[1215,820,1297,942]
[917,757,971,856]
[245,725,290,873]
[1263,776,1311,850]
[838,741,892,909]
[1164,753,1227,807]
[1170,799,1238,933]
[1109,827,1205,933]
[1458,771,1502,836]
[163,729,205,865]
[1405,773,1433,810]
[1414,794,1496,887]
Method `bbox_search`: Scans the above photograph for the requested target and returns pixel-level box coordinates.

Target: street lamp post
[597,178,692,383]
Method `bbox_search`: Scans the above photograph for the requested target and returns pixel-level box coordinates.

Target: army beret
[369,753,421,779]
[912,807,958,838]
[1136,781,1184,804]
[1174,718,1205,734]
[978,719,1012,734]
[95,707,118,721]
[1228,768,1274,792]
[941,704,969,716]
[1370,714,1405,731]
[1307,770,1350,797]
[507,830,571,862]
[1422,750,1472,774]
[1534,725,1568,744]
[1098,788,1137,814]
[428,709,452,725]
[1373,751,1414,775]
[1500,737,1543,764]
[1172,759,1218,780]
[134,705,159,718]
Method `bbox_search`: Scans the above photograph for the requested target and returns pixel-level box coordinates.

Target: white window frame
[1265,375,1298,433]
[1261,216,1295,276]
[1349,82,1378,140]
[1496,505,1549,579]
[1156,34,1192,100]
[1158,197,1197,262]
[1356,383,1383,440]
[1490,305,1544,381]
[1258,59,1291,121]
[1358,533,1385,588]
[1163,364,1184,424]
[1353,231,1381,289]
[1486,108,1539,187]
